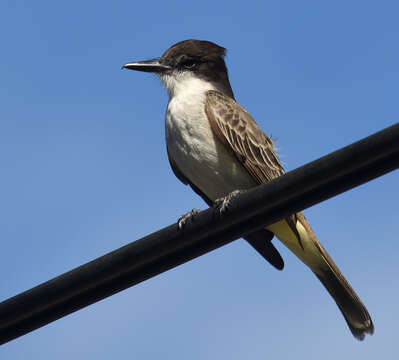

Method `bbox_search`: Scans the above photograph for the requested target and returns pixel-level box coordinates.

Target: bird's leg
[213,189,246,216]
[177,208,201,230]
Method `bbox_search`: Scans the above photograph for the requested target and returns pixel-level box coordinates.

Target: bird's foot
[213,190,246,216]
[178,208,201,230]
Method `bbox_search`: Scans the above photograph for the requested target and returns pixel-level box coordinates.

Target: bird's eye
[183,59,196,69]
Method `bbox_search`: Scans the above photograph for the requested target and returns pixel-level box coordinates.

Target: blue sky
[1,0,398,358]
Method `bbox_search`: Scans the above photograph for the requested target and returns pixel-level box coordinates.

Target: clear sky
[1,1,398,359]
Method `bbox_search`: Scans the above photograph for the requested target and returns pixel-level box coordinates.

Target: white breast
[162,71,256,201]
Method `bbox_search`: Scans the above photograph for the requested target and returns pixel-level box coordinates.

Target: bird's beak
[122,58,171,73]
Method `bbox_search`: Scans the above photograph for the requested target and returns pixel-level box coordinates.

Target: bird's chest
[165,94,255,200]
[165,95,221,176]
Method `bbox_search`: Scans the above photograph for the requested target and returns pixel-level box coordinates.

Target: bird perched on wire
[123,39,374,340]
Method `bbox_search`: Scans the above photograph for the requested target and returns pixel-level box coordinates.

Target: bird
[123,39,374,340]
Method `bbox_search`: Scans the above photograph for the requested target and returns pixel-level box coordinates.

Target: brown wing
[205,90,284,184]
[205,90,300,243]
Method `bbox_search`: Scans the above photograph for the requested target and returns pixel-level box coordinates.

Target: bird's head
[123,39,234,98]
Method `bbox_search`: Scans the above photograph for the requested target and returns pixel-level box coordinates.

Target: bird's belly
[166,103,256,201]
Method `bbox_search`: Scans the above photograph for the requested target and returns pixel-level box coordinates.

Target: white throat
[160,71,215,99]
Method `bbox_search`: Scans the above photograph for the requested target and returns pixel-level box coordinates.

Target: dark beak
[122,58,170,73]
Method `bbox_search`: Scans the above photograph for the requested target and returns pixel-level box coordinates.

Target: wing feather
[205,90,300,243]
[205,90,284,184]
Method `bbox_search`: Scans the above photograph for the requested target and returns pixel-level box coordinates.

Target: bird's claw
[178,208,201,230]
[213,190,245,217]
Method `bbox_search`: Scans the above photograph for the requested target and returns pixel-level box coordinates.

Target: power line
[0,123,398,345]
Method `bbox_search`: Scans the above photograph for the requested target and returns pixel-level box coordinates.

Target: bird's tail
[267,212,374,340]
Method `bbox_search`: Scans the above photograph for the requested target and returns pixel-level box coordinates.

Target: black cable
[0,123,398,345]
